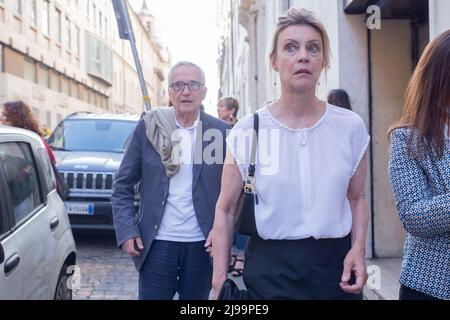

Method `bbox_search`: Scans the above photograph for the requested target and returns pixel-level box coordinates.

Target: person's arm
[111,120,144,254]
[340,151,369,294]
[389,129,450,237]
[211,149,244,299]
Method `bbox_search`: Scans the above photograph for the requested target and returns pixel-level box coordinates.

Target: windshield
[48,119,137,153]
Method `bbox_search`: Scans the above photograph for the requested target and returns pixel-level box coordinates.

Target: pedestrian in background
[388,30,450,301]
[327,89,352,110]
[217,96,239,126]
[212,8,370,300]
[216,96,246,277]
[112,61,230,300]
[1,101,56,165]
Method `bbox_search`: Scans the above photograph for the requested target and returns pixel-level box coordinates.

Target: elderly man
[112,61,229,300]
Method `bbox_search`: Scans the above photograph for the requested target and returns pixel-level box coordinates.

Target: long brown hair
[3,101,42,136]
[388,30,450,159]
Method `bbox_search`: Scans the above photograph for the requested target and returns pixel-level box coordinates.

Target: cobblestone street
[73,231,138,300]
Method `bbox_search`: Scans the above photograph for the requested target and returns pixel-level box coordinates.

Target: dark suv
[47,112,139,230]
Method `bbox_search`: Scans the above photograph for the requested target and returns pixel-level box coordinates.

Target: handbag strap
[244,113,259,194]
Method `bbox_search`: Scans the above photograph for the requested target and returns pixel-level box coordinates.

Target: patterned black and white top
[389,127,450,300]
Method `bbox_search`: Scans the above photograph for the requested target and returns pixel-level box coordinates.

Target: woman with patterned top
[211,8,370,300]
[388,30,450,300]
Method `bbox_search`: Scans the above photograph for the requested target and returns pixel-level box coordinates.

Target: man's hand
[204,231,213,257]
[121,237,144,257]
[340,247,368,294]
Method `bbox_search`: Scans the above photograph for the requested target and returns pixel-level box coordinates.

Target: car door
[0,145,23,299]
[0,141,55,299]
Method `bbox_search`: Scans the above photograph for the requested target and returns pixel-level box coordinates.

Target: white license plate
[65,203,94,215]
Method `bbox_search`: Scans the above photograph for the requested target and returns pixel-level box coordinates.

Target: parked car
[47,112,140,231]
[0,125,76,299]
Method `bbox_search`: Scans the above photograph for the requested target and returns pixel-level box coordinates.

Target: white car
[0,126,77,299]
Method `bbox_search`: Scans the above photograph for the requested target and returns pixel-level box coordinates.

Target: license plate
[65,203,94,215]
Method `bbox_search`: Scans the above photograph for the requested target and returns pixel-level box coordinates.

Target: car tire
[54,263,73,300]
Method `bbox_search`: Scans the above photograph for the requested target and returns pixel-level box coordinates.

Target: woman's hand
[340,246,368,294]
[211,275,227,300]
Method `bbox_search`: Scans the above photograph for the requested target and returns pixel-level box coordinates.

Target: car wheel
[54,263,73,300]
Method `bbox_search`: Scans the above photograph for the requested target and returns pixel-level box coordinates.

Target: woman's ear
[270,54,278,71]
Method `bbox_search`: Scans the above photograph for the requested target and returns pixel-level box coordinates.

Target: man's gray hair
[168,61,206,86]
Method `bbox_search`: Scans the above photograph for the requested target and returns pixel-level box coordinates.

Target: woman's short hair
[269,8,331,70]
[218,96,240,117]
[327,89,352,110]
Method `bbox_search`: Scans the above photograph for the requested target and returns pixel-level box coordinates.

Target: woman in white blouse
[211,8,370,300]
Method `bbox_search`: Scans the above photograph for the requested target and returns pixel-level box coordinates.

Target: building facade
[0,0,170,130]
[218,0,450,258]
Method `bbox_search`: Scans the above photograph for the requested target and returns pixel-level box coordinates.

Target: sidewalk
[364,258,402,300]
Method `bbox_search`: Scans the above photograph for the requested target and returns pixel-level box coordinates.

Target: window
[24,57,37,83]
[47,119,138,153]
[37,148,55,193]
[105,18,108,40]
[85,32,113,83]
[38,64,50,88]
[65,17,71,50]
[61,76,70,95]
[13,0,22,16]
[56,8,62,43]
[30,0,37,27]
[71,80,78,98]
[92,4,96,28]
[86,0,90,21]
[42,0,50,36]
[75,26,80,56]
[50,70,61,92]
[0,142,43,224]
[99,12,102,36]
[79,85,87,102]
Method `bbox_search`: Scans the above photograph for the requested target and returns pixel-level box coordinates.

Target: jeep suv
[47,113,139,231]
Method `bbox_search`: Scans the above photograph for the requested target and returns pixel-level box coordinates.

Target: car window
[38,148,55,193]
[0,142,43,224]
[48,119,136,153]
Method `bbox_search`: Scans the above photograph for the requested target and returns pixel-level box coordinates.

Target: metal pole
[112,0,151,111]
[128,31,152,111]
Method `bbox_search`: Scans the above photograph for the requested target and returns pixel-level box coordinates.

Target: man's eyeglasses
[169,81,204,92]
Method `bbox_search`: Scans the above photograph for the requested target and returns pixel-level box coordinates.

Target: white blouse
[226,103,370,240]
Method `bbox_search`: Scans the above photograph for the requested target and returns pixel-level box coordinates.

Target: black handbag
[217,279,248,300]
[235,113,259,237]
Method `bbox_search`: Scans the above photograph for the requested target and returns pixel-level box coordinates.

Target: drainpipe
[367,28,376,258]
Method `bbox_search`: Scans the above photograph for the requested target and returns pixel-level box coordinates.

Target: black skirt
[243,234,363,300]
